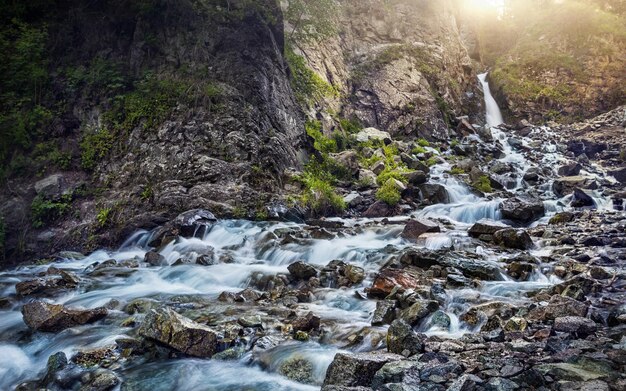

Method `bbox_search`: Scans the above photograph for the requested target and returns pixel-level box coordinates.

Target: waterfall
[478,73,504,128]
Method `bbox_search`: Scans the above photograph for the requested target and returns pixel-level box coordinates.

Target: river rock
[400,219,440,241]
[558,162,582,176]
[16,271,80,297]
[468,219,510,238]
[399,300,439,326]
[372,300,397,326]
[291,311,320,332]
[570,188,595,207]
[387,319,425,356]
[549,211,575,224]
[138,307,218,357]
[279,357,315,384]
[288,261,318,280]
[355,127,392,144]
[553,316,597,336]
[22,301,108,332]
[528,295,589,321]
[553,176,597,197]
[362,200,396,218]
[418,184,450,204]
[368,269,421,298]
[493,228,533,250]
[144,251,166,266]
[323,351,403,387]
[499,197,545,223]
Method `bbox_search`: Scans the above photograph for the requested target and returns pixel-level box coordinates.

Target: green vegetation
[376,180,401,206]
[141,185,154,201]
[33,142,72,171]
[449,167,465,175]
[412,146,427,155]
[298,168,346,216]
[286,46,339,106]
[31,194,72,228]
[472,175,493,193]
[306,120,337,153]
[417,138,430,147]
[96,207,112,228]
[80,128,114,170]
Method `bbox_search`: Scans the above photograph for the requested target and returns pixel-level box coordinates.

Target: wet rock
[610,166,626,183]
[16,273,79,297]
[553,176,597,197]
[399,300,439,326]
[448,374,483,391]
[323,351,403,387]
[320,260,365,287]
[288,261,318,280]
[553,316,597,336]
[528,295,589,321]
[279,357,315,384]
[418,184,450,204]
[549,212,574,224]
[442,253,503,280]
[387,319,425,356]
[400,219,440,241]
[368,269,420,298]
[506,262,534,281]
[291,311,320,332]
[362,200,396,218]
[355,127,392,144]
[372,300,397,326]
[558,162,582,176]
[138,307,218,358]
[499,197,545,223]
[80,369,120,391]
[22,301,108,332]
[493,229,533,250]
[523,168,541,184]
[504,317,528,332]
[144,251,166,266]
[430,311,451,330]
[238,315,263,328]
[570,189,595,208]
[468,219,510,239]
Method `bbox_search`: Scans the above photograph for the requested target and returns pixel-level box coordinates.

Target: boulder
[138,307,218,358]
[355,127,392,144]
[553,176,597,197]
[22,301,107,332]
[570,189,595,208]
[553,316,597,336]
[400,219,440,241]
[16,270,80,296]
[499,197,545,223]
[387,319,425,356]
[610,167,626,183]
[323,351,403,387]
[549,212,574,224]
[34,174,65,199]
[528,295,589,321]
[468,219,510,238]
[372,300,397,326]
[401,170,428,185]
[288,261,318,280]
[493,229,533,250]
[558,162,582,176]
[368,269,421,298]
[362,201,396,218]
[144,251,166,266]
[399,300,439,326]
[418,184,450,204]
[291,312,320,332]
[332,151,360,176]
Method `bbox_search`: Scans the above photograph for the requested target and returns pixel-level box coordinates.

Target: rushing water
[0,74,616,390]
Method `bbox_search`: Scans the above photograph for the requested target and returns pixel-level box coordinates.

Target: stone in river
[323,351,403,387]
[22,301,108,332]
[400,219,440,241]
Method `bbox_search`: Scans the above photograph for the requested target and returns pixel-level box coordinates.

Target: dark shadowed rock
[493,229,533,250]
[362,201,396,218]
[288,261,318,280]
[399,300,439,326]
[418,184,450,204]
[22,301,107,332]
[499,197,545,223]
[387,319,425,356]
[401,219,440,241]
[372,300,397,326]
[323,351,403,387]
[553,316,597,336]
[553,176,597,197]
[558,162,582,176]
[468,219,510,238]
[138,307,218,358]
[291,312,320,332]
[570,188,595,207]
[144,251,167,266]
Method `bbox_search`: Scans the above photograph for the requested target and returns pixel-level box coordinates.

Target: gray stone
[323,351,403,387]
[387,319,425,356]
[22,301,107,332]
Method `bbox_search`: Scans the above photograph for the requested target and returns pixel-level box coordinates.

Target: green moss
[338,117,362,134]
[255,208,269,221]
[31,193,72,228]
[80,128,114,170]
[376,180,401,206]
[412,146,427,155]
[140,185,153,201]
[425,156,439,167]
[285,46,338,106]
[417,138,430,147]
[472,175,493,193]
[449,167,465,175]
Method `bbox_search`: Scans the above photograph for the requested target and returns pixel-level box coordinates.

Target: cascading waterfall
[478,72,504,128]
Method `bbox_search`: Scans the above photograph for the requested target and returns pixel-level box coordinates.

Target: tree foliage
[284,0,339,42]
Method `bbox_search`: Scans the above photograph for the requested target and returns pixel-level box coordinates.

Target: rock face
[138,307,218,358]
[293,0,481,141]
[0,0,305,264]
[22,301,107,332]
[323,351,403,387]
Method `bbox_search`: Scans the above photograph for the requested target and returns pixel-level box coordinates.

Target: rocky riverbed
[1,88,625,390]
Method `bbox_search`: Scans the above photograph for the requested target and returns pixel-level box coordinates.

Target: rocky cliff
[0,0,305,265]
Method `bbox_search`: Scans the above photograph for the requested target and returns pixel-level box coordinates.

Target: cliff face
[288,0,482,140]
[0,0,305,264]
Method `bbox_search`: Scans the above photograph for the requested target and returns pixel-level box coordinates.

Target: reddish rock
[368,269,421,298]
[400,219,440,241]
